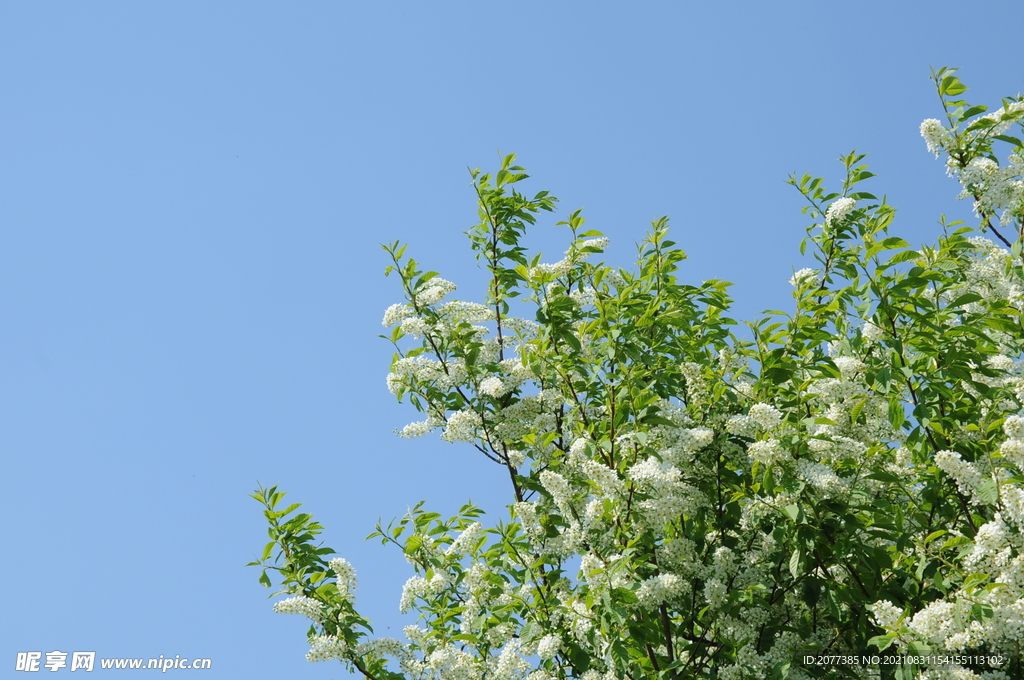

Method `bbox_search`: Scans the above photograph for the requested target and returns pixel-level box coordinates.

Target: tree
[250,68,1024,680]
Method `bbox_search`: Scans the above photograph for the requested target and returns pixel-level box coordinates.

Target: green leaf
[867,471,903,485]
[940,75,968,96]
[942,535,972,549]
[868,633,897,651]
[878,237,909,250]
[789,548,802,578]
[978,478,999,506]
[888,399,905,430]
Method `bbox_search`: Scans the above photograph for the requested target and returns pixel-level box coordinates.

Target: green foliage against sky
[254,69,1024,680]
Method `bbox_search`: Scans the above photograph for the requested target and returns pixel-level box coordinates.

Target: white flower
[399,576,428,613]
[540,470,572,512]
[965,517,1008,568]
[986,355,1014,371]
[747,438,789,465]
[920,118,947,156]
[748,403,783,430]
[440,409,482,443]
[438,300,492,323]
[794,459,844,495]
[580,459,623,496]
[974,101,1024,136]
[680,427,714,450]
[637,573,685,608]
[825,197,857,226]
[403,625,428,647]
[505,449,526,467]
[862,320,885,344]
[788,268,816,287]
[1000,439,1024,468]
[833,356,865,380]
[446,522,483,556]
[726,415,758,438]
[329,558,357,601]
[399,316,429,338]
[500,356,535,383]
[871,600,904,630]
[703,577,728,609]
[1004,415,1024,441]
[569,436,591,457]
[273,595,324,622]
[530,259,571,279]
[478,376,507,397]
[537,634,561,660]
[398,419,433,439]
[382,303,414,327]
[908,601,956,644]
[306,635,348,662]
[628,457,681,485]
[493,639,530,680]
[416,278,457,305]
[935,450,986,504]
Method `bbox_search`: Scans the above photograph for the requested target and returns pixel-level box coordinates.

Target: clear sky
[2,2,1022,678]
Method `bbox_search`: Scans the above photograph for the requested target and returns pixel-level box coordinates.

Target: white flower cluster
[636,573,685,608]
[329,557,357,600]
[788,268,816,288]
[445,522,483,556]
[400,316,431,338]
[871,599,904,630]
[832,356,865,380]
[726,414,758,438]
[747,438,789,466]
[539,470,572,514]
[927,102,1024,228]
[531,237,611,281]
[398,418,436,439]
[438,300,493,323]
[727,405,784,443]
[399,573,448,613]
[478,376,507,397]
[957,156,1024,226]
[964,518,1009,569]
[405,644,477,680]
[382,303,415,327]
[273,595,324,622]
[748,403,783,429]
[627,457,681,485]
[935,450,986,504]
[440,408,483,443]
[536,634,561,661]
[389,355,467,394]
[920,118,949,156]
[861,319,885,344]
[908,601,957,645]
[960,237,1024,314]
[1000,433,1024,469]
[416,278,457,305]
[825,197,857,226]
[305,635,348,663]
[975,101,1024,136]
[504,642,536,680]
[794,459,845,497]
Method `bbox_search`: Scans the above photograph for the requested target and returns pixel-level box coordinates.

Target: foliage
[250,68,1024,679]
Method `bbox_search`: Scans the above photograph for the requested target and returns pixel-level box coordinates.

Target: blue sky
[2,2,1022,678]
